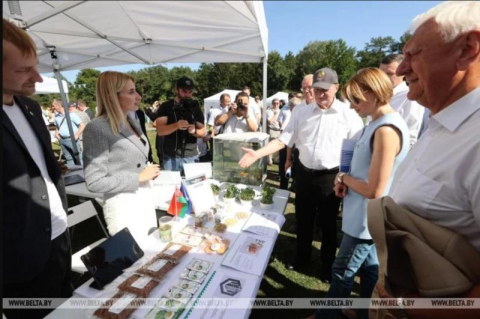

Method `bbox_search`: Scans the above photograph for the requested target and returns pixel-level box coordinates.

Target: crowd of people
[3,1,480,319]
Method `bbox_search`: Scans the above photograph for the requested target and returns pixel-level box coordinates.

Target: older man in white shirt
[379,54,425,146]
[388,2,480,252]
[239,68,364,280]
[365,4,480,318]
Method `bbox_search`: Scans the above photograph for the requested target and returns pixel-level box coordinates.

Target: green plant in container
[239,187,255,201]
[211,184,220,196]
[260,184,275,205]
[224,184,239,199]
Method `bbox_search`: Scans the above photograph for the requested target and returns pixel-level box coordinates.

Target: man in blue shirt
[53,99,85,167]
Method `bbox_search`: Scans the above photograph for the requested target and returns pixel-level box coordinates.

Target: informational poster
[242,211,285,238]
[340,138,357,173]
[221,233,273,276]
[183,174,216,214]
[183,269,258,319]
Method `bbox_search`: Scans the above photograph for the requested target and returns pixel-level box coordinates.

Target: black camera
[174,98,197,124]
[237,100,246,111]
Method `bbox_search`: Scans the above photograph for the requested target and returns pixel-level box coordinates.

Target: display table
[64,169,102,199]
[65,169,174,211]
[46,186,290,319]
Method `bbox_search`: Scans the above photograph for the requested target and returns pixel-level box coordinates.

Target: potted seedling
[211,184,220,196]
[239,187,255,206]
[260,183,276,210]
[211,184,220,201]
[223,184,238,204]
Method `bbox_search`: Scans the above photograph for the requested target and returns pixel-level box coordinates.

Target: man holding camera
[215,92,258,133]
[155,76,205,172]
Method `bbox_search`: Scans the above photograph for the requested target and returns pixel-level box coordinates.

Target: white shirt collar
[433,87,480,132]
[393,81,408,95]
[312,99,343,114]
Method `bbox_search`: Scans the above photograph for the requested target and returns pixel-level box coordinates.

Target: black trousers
[295,161,341,275]
[3,230,72,319]
[278,146,288,190]
[290,147,299,192]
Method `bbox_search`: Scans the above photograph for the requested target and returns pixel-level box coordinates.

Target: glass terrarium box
[213,132,269,186]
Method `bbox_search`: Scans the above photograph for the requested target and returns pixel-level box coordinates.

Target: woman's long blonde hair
[96,71,135,135]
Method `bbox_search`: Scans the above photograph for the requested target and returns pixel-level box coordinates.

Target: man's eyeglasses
[313,88,328,95]
[301,86,312,92]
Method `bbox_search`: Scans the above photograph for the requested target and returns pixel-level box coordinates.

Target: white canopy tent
[3,0,269,164]
[203,89,256,123]
[266,91,289,108]
[36,75,69,95]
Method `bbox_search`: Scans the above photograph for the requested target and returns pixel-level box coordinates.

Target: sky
[48,1,442,83]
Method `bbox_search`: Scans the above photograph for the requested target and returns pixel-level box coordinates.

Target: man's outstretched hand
[238,147,259,168]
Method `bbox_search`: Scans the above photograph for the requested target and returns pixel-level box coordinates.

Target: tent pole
[262,56,268,133]
[49,47,80,166]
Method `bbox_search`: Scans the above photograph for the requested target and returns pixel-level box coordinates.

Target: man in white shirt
[215,92,258,133]
[205,93,231,160]
[277,97,302,189]
[3,18,71,319]
[239,68,364,280]
[286,75,315,193]
[255,95,263,109]
[53,99,85,168]
[207,93,231,136]
[388,2,480,253]
[379,54,425,146]
[266,98,282,165]
[242,86,261,125]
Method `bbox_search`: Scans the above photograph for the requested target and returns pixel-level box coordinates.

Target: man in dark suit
[2,18,72,319]
[135,109,154,163]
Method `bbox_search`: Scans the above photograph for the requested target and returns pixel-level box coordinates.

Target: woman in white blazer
[83,71,160,243]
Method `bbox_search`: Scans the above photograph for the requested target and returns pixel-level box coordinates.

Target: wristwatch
[336,172,346,184]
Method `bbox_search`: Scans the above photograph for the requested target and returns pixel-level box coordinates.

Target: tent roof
[3,1,268,73]
[35,75,69,94]
[204,89,241,102]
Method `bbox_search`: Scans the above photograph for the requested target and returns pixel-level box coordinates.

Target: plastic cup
[159,216,172,243]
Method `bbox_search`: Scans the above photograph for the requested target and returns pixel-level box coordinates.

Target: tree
[289,40,357,92]
[30,93,61,108]
[291,41,329,87]
[195,63,237,101]
[356,36,397,68]
[266,51,289,96]
[317,39,358,88]
[231,63,263,97]
[129,65,170,105]
[394,31,412,53]
[283,51,297,92]
[69,68,101,112]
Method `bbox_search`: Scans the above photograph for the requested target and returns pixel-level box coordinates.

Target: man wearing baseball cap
[68,101,90,125]
[155,76,205,173]
[238,67,364,281]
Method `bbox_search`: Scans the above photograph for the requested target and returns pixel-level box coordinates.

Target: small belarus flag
[167,186,191,218]
[180,183,193,214]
